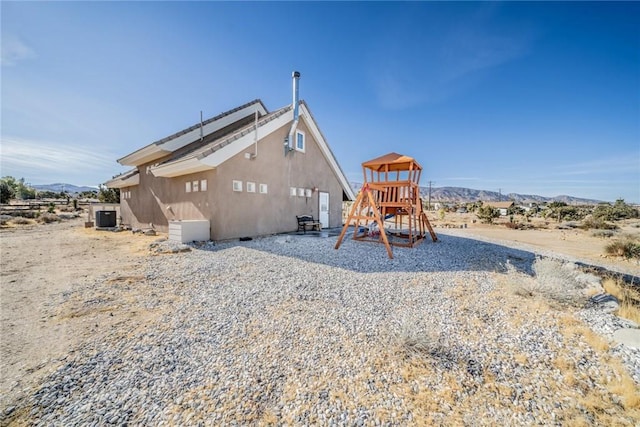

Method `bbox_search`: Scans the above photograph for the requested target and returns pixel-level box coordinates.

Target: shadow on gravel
[194,229,536,275]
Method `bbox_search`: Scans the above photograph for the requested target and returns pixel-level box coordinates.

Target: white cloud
[551,155,640,176]
[0,136,121,185]
[1,36,36,66]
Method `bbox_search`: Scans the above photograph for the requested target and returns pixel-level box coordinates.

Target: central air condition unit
[95,210,117,228]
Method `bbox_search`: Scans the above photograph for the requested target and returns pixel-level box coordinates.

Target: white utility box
[168,220,210,243]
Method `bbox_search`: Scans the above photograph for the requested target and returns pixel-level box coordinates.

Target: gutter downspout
[285,71,301,156]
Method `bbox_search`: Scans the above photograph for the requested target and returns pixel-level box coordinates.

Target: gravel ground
[3,231,639,425]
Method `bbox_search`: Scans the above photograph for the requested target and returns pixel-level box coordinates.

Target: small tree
[0,181,15,203]
[594,199,638,221]
[98,185,120,203]
[476,205,500,223]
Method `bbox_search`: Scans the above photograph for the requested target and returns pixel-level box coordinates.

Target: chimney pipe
[285,71,301,155]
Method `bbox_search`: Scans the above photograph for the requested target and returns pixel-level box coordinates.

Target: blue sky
[1,1,638,202]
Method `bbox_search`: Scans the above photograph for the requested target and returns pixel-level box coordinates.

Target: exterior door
[319,192,329,228]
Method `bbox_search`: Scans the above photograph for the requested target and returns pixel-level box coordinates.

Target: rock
[613,328,640,350]
[589,293,619,313]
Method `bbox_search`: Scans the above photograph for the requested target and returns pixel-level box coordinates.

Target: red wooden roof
[361,152,422,172]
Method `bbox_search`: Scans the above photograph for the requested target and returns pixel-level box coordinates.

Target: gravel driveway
[3,230,639,425]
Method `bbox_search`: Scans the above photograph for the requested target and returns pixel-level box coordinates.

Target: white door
[319,192,329,228]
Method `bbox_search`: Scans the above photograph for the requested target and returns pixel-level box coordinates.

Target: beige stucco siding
[120,116,346,241]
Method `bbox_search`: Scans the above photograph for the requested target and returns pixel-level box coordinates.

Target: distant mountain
[349,183,602,205]
[32,183,98,194]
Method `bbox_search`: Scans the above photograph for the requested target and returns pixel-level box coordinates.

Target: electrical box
[168,220,210,243]
[95,211,116,228]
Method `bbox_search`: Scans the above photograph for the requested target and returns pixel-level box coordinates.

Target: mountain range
[32,183,98,194]
[349,182,602,205]
[32,182,602,204]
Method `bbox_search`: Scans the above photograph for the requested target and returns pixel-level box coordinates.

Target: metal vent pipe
[285,71,301,155]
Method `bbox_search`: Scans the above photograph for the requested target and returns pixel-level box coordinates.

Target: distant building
[483,201,514,216]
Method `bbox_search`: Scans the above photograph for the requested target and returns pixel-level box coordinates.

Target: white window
[259,183,268,194]
[192,181,199,192]
[247,182,256,193]
[295,130,305,152]
[305,188,312,198]
[200,179,207,192]
[297,188,305,197]
[186,182,192,193]
[290,187,297,197]
[233,180,242,192]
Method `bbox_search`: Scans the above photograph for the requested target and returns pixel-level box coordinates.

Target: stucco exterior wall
[119,115,345,241]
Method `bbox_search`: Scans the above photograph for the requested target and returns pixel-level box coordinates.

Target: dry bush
[9,216,32,225]
[590,229,616,238]
[57,204,76,212]
[393,317,440,359]
[581,217,618,230]
[602,278,640,323]
[506,259,590,307]
[38,213,60,224]
[531,259,590,306]
[605,239,640,260]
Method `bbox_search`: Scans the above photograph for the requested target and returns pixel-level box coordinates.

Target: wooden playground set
[334,152,437,259]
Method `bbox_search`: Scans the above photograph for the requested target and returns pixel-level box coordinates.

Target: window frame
[295,130,305,152]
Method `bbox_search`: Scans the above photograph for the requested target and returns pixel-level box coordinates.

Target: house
[106,72,355,241]
[483,201,515,216]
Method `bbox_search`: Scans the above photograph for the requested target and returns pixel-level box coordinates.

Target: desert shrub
[98,184,120,203]
[10,216,32,225]
[591,229,616,238]
[0,181,15,203]
[593,199,639,221]
[476,205,500,223]
[605,240,640,260]
[513,258,589,307]
[394,317,440,359]
[602,278,640,324]
[58,205,75,212]
[38,213,60,224]
[581,217,618,231]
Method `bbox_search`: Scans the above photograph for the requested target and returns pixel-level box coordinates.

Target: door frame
[318,191,329,228]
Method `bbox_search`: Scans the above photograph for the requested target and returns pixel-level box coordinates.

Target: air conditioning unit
[95,210,116,228]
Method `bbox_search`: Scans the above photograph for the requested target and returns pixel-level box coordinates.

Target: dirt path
[0,218,159,410]
[456,226,640,276]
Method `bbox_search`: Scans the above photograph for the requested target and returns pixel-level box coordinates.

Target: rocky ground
[1,220,639,425]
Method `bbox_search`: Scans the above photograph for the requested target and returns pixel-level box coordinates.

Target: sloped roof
[362,152,423,172]
[117,100,268,167]
[484,201,515,209]
[142,100,355,201]
[105,169,140,188]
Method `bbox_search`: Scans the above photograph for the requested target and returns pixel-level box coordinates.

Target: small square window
[192,181,199,192]
[295,130,305,152]
[200,179,207,192]
[305,188,312,198]
[259,183,268,194]
[247,182,256,193]
[233,180,242,192]
[297,188,305,197]
[290,187,297,197]
[186,182,192,193]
